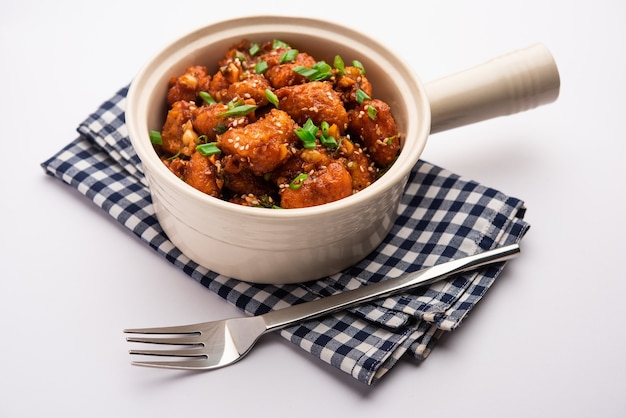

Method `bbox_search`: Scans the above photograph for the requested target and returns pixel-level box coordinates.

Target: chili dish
[150,39,401,209]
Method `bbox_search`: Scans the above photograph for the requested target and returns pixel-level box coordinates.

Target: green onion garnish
[319,121,337,149]
[254,61,268,74]
[333,55,345,75]
[301,119,318,136]
[292,66,317,79]
[199,91,216,105]
[289,173,308,190]
[217,104,258,118]
[320,134,338,149]
[214,122,228,134]
[293,61,333,81]
[320,121,330,136]
[235,51,247,62]
[166,151,181,161]
[265,89,279,108]
[352,60,366,74]
[295,132,317,149]
[249,43,260,56]
[272,39,290,49]
[355,88,371,104]
[367,105,377,120]
[294,119,318,149]
[385,135,398,145]
[227,99,243,109]
[196,142,221,156]
[279,49,298,63]
[149,130,162,145]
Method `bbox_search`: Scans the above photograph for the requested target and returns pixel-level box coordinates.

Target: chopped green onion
[320,134,338,149]
[312,61,332,80]
[235,51,247,62]
[265,89,279,108]
[149,130,162,145]
[257,194,278,209]
[367,105,378,120]
[166,151,181,161]
[352,60,366,74]
[254,61,268,74]
[279,49,298,63]
[355,88,371,104]
[319,121,337,149]
[293,61,333,81]
[214,121,228,134]
[227,99,244,109]
[302,119,319,136]
[272,39,290,49]
[385,134,398,145]
[292,66,317,79]
[218,104,258,118]
[199,91,216,105]
[289,173,308,190]
[320,121,330,136]
[333,55,345,75]
[294,119,318,149]
[249,43,260,56]
[196,142,221,156]
[295,131,317,149]
[196,134,208,144]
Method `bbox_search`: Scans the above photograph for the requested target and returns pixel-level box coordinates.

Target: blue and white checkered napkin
[42,86,529,385]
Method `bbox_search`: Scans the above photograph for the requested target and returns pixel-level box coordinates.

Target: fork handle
[261,244,520,331]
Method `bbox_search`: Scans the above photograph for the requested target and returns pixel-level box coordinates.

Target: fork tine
[125,335,203,345]
[129,347,206,357]
[123,323,204,334]
[130,358,221,370]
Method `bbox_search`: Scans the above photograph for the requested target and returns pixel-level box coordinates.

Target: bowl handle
[425,43,561,134]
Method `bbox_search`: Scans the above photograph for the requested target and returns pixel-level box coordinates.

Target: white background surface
[2,1,625,417]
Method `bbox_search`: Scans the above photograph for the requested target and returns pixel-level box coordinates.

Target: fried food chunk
[261,48,317,88]
[271,146,335,186]
[223,169,277,202]
[162,153,222,197]
[223,73,271,106]
[275,81,349,132]
[166,66,212,106]
[217,109,297,176]
[348,99,400,167]
[183,152,222,197]
[344,143,378,191]
[207,71,232,103]
[191,103,250,141]
[279,162,353,209]
[334,66,373,108]
[160,101,197,156]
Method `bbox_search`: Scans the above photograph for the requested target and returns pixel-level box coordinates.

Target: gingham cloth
[42,86,529,385]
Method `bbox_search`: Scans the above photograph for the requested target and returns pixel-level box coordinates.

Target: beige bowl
[126,16,559,284]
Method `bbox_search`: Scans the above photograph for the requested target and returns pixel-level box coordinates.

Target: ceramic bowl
[126,16,559,283]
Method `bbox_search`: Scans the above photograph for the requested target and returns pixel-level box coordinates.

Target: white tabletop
[3,1,625,416]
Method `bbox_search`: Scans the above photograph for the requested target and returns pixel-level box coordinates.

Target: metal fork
[124,244,520,370]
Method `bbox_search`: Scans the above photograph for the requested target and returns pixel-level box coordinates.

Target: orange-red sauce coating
[153,39,401,208]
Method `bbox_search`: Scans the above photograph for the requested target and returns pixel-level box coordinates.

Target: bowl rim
[126,15,431,220]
